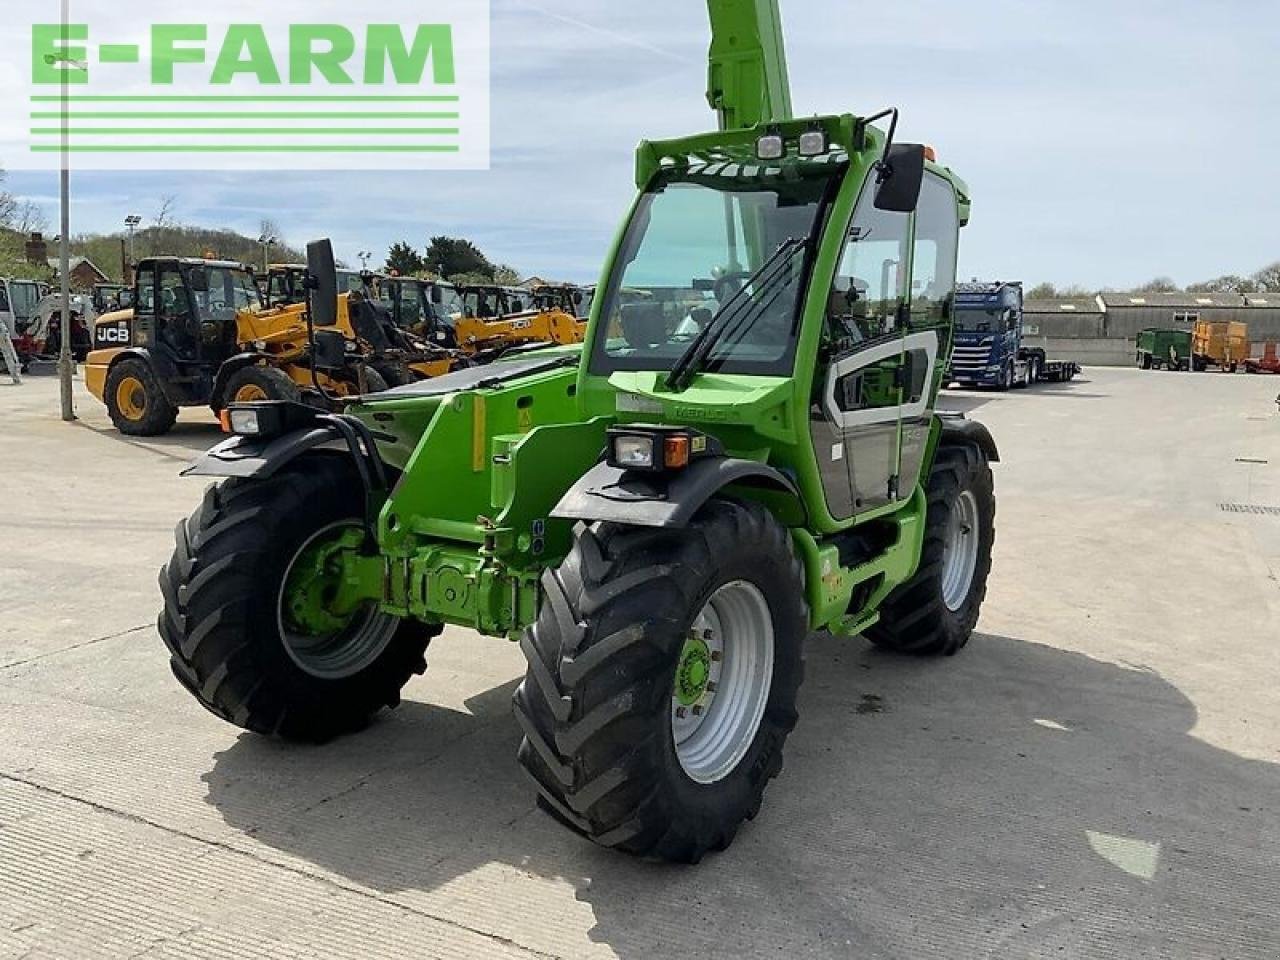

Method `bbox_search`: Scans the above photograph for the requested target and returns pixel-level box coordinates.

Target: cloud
[4,0,1277,288]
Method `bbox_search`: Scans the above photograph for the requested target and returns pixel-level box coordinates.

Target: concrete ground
[1,366,1277,959]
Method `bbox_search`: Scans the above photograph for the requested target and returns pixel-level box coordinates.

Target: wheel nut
[706,681,718,693]
[692,705,704,716]
[710,651,722,662]
[676,706,687,718]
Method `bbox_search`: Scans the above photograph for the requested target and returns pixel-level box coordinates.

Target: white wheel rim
[671,580,774,785]
[941,489,980,612]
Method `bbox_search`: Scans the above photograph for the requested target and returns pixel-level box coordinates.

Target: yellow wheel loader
[454,283,587,358]
[85,257,384,436]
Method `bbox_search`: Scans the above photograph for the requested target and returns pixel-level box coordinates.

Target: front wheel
[866,441,995,656]
[158,456,440,741]
[105,357,179,436]
[515,500,807,862]
[220,364,302,408]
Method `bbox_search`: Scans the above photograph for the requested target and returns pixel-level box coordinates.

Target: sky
[4,0,1278,287]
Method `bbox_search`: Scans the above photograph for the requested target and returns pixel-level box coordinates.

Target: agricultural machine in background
[158,0,999,863]
[85,257,391,435]
[1136,328,1193,371]
[454,282,587,355]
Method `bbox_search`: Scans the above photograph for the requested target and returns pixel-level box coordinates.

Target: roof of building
[47,256,109,280]
[1024,296,1106,314]
[1099,291,1243,309]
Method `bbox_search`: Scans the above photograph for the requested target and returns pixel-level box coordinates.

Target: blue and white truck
[946,281,1081,389]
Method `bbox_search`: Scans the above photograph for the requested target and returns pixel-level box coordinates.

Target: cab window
[828,188,911,348]
[910,173,960,329]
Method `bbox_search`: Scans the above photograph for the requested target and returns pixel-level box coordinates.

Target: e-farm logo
[1,1,490,170]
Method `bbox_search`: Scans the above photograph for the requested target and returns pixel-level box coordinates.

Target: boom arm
[705,0,793,130]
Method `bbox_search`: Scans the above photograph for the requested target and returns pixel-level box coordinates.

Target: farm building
[1024,292,1280,366]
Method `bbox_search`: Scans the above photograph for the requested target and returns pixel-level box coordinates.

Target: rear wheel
[104,357,178,436]
[158,456,440,741]
[866,442,995,656]
[515,499,807,862]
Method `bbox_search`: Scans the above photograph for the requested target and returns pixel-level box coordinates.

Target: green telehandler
[158,0,997,863]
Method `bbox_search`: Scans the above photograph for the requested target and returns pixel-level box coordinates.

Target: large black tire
[994,362,1013,392]
[104,357,179,436]
[220,364,302,408]
[158,456,441,742]
[514,499,807,863]
[866,442,995,657]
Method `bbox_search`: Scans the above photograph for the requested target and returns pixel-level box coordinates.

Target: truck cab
[949,281,1028,389]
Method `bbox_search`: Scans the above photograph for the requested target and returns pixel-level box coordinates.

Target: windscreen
[9,281,41,320]
[589,170,835,377]
[189,267,261,325]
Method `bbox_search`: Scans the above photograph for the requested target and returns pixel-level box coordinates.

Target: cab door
[810,169,957,518]
[811,184,919,517]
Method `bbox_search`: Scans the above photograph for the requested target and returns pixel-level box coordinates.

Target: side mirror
[874,143,927,213]
[186,267,209,292]
[573,290,583,305]
[430,285,443,305]
[306,239,339,328]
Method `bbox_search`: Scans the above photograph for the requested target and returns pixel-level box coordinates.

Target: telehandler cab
[159,0,998,863]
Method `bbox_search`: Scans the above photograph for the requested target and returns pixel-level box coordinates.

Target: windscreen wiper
[665,237,807,392]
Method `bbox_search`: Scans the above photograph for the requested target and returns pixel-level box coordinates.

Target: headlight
[218,400,320,438]
[606,426,715,473]
[229,408,261,435]
[612,434,655,470]
[756,133,785,161]
[798,128,828,157]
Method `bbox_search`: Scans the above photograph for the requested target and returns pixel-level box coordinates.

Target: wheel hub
[277,522,398,680]
[675,634,713,707]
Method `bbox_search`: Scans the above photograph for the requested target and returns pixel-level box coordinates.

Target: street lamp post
[358,250,372,270]
[53,0,83,423]
[124,214,142,278]
[257,233,277,273]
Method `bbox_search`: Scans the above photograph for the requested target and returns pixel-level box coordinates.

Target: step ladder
[0,316,22,385]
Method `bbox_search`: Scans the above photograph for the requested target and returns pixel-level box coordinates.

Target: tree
[492,263,521,285]
[14,200,48,235]
[1135,276,1179,293]
[1187,274,1258,294]
[0,167,15,227]
[1252,261,1280,292]
[1026,282,1057,300]
[385,241,425,276]
[425,235,494,280]
[154,194,178,229]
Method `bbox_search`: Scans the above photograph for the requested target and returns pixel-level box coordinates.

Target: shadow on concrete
[202,634,1279,959]
[73,419,221,463]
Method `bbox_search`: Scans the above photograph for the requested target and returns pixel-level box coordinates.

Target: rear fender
[937,412,1000,462]
[552,456,806,529]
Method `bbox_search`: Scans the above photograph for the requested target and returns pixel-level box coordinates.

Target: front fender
[181,427,345,480]
[551,456,805,529]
